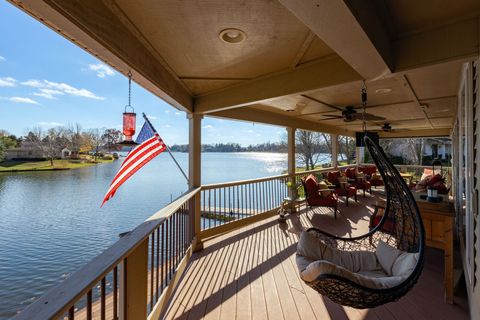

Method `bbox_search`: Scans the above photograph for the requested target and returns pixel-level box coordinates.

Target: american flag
[101,119,166,206]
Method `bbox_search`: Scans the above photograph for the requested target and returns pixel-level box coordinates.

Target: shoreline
[0,159,115,173]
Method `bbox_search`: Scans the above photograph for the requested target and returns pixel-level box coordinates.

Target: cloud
[88,63,115,78]
[163,124,172,128]
[22,79,105,100]
[0,56,5,62]
[8,97,39,104]
[33,88,65,99]
[0,77,17,87]
[245,129,255,134]
[147,115,157,120]
[37,121,64,127]
[202,125,214,129]
[175,112,182,116]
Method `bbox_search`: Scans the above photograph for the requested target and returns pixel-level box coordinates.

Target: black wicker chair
[296,136,425,309]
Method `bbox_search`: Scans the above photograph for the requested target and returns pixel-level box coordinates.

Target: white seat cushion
[296,231,419,290]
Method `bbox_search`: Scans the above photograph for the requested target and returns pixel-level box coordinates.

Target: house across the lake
[7,1,480,320]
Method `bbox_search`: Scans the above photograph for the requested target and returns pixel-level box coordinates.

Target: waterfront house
[8,1,480,319]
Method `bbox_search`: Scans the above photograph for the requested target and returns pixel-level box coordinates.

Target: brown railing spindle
[150,232,154,310]
[68,305,74,320]
[100,277,106,320]
[113,267,118,320]
[86,289,92,320]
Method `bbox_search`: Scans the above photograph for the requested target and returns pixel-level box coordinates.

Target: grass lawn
[0,158,115,172]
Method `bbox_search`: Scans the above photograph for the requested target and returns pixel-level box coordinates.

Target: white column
[188,113,203,251]
[287,127,296,198]
[331,134,338,168]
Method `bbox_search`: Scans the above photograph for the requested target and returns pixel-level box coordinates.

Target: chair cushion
[304,174,319,197]
[296,232,415,290]
[327,171,341,184]
[360,166,377,176]
[392,251,419,276]
[375,241,402,275]
[318,181,331,197]
[297,231,378,273]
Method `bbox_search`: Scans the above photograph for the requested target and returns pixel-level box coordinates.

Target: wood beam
[209,107,355,137]
[10,0,193,112]
[279,0,393,80]
[194,56,361,114]
[395,17,479,72]
[378,128,451,138]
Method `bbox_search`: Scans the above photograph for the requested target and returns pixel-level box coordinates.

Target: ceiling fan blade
[321,114,343,119]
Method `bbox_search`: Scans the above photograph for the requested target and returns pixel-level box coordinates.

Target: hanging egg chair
[295,84,425,309]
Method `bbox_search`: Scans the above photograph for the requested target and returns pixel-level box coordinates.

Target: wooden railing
[13,188,201,320]
[199,165,357,238]
[200,175,290,232]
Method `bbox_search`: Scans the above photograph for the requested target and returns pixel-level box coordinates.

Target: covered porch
[164,202,468,320]
[8,0,480,319]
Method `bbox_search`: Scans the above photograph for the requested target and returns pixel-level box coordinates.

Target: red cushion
[345,168,356,179]
[428,174,443,186]
[308,193,337,206]
[360,166,377,176]
[304,174,319,197]
[327,171,340,184]
[335,186,356,197]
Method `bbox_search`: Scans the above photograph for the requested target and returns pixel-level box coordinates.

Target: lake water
[0,152,330,318]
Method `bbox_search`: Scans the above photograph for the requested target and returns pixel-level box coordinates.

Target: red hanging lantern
[118,72,138,146]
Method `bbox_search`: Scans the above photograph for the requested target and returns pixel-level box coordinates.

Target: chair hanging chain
[127,71,132,107]
[361,81,367,133]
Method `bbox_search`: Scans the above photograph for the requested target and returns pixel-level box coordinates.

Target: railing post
[331,134,338,168]
[119,239,148,320]
[188,113,203,251]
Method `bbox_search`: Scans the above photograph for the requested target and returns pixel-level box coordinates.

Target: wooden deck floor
[163,189,469,320]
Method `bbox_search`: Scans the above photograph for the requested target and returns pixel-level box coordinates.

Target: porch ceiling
[9,0,480,137]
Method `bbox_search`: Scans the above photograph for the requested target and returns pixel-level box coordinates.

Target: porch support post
[188,113,203,251]
[119,239,148,320]
[331,134,338,168]
[287,127,296,199]
[356,146,365,167]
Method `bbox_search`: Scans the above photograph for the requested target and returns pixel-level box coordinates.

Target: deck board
[163,189,469,320]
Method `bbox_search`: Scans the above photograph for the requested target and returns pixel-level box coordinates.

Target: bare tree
[101,128,122,151]
[86,128,105,161]
[24,127,65,166]
[296,130,327,170]
[65,123,84,151]
[381,138,425,165]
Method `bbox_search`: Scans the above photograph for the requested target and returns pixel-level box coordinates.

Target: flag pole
[142,113,189,183]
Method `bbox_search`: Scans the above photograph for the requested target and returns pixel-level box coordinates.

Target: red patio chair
[326,171,357,206]
[345,167,372,197]
[301,174,338,219]
[359,165,384,188]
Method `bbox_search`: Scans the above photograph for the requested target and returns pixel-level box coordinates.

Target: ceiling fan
[321,105,386,122]
[373,122,408,133]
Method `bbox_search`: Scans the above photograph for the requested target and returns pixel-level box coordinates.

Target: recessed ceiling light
[219,28,246,43]
[375,88,393,94]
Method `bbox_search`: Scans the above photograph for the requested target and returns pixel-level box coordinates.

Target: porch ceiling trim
[9,0,193,112]
[209,107,355,137]
[378,128,451,139]
[278,0,393,80]
[194,56,361,114]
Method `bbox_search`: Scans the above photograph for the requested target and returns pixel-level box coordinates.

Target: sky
[0,2,284,146]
